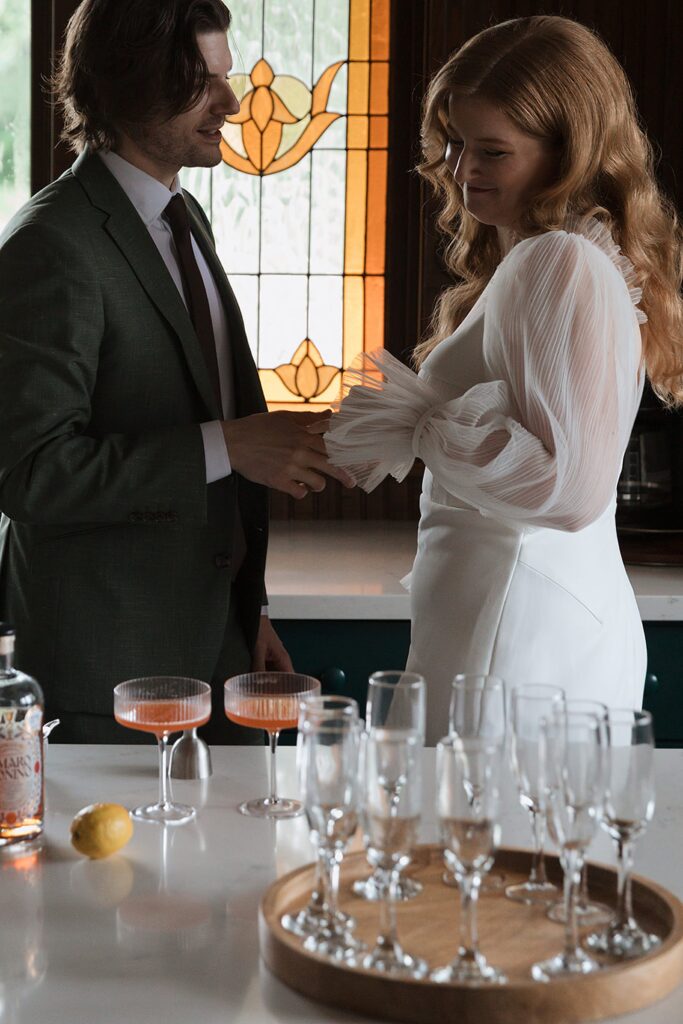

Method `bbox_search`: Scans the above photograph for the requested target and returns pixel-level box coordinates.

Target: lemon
[70,802,133,859]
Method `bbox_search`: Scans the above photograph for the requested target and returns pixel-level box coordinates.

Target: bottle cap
[0,623,16,656]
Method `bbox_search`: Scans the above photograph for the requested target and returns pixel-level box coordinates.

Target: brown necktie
[164,193,222,411]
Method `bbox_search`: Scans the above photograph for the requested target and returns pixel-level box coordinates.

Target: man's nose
[216,83,241,118]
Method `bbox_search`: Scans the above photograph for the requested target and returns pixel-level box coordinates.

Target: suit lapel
[71,151,222,419]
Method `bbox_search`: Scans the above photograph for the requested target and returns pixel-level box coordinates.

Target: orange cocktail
[115,699,210,737]
[224,672,320,819]
[224,695,298,733]
[113,677,212,825]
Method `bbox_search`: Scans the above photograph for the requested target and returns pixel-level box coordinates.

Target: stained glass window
[181,0,390,409]
[0,0,30,234]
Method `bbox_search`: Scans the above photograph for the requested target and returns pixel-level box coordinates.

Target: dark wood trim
[31,0,78,194]
[383,0,426,362]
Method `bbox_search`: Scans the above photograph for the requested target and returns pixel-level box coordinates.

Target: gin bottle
[0,624,44,847]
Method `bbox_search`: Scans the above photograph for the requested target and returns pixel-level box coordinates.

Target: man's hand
[252,616,294,673]
[222,410,353,499]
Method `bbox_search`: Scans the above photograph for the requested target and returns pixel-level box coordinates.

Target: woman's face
[444,95,558,231]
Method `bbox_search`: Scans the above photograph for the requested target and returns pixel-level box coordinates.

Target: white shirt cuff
[200,420,232,483]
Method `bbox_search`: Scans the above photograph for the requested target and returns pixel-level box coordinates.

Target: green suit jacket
[0,149,268,715]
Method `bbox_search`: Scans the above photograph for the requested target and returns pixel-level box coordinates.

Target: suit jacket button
[214,553,231,569]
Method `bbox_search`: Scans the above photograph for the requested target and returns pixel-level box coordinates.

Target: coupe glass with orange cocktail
[114,676,211,824]
[224,672,320,818]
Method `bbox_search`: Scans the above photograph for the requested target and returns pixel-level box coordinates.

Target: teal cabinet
[642,623,683,748]
[273,619,410,726]
[274,619,683,747]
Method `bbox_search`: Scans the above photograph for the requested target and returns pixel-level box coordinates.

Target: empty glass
[586,709,660,959]
[361,730,427,977]
[353,671,426,904]
[506,684,565,904]
[449,674,506,746]
[444,674,507,892]
[547,699,613,928]
[432,736,507,985]
[224,672,320,818]
[113,677,211,824]
[299,710,365,961]
[532,710,608,980]
[281,696,359,939]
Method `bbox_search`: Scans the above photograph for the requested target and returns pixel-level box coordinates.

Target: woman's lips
[466,185,495,194]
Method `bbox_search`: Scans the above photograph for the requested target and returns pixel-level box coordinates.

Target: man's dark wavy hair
[54,0,232,152]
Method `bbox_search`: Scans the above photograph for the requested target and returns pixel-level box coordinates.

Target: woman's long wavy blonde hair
[415,15,683,406]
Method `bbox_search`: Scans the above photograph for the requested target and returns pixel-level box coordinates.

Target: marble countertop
[2,744,681,1024]
[266,521,683,621]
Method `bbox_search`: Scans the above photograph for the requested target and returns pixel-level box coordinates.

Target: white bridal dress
[326,218,648,743]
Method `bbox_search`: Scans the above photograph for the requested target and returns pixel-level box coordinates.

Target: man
[0,0,347,742]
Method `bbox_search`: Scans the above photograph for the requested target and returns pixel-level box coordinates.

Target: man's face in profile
[123,31,241,176]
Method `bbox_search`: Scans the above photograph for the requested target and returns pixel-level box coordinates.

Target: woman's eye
[484,150,506,158]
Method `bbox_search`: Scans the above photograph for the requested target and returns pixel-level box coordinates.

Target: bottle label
[0,707,43,824]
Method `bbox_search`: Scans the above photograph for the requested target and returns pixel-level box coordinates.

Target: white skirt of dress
[405,492,647,745]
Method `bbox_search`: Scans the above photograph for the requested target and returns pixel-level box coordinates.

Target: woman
[324,16,683,743]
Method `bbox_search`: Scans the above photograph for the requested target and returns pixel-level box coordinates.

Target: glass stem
[322,848,342,925]
[615,834,636,930]
[267,729,280,805]
[458,872,481,964]
[562,847,582,959]
[311,848,327,913]
[528,806,549,886]
[157,733,171,809]
[578,862,589,910]
[375,869,401,957]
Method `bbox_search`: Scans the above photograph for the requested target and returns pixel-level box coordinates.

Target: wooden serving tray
[259,845,683,1024]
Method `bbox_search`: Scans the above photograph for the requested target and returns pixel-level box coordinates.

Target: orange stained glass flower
[221,58,344,175]
[273,339,340,401]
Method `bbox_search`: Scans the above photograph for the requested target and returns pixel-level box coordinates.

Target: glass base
[505,879,560,905]
[281,905,353,938]
[547,898,614,928]
[362,948,428,978]
[431,955,507,985]
[132,802,195,825]
[303,929,366,962]
[585,922,661,959]
[238,796,303,819]
[443,870,507,894]
[531,947,601,981]
[353,873,422,902]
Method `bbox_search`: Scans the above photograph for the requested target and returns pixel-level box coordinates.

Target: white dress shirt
[99,149,232,482]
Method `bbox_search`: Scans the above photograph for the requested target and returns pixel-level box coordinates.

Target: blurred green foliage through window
[0,0,30,234]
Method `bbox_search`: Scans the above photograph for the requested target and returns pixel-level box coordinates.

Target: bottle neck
[0,644,15,677]
[0,654,14,677]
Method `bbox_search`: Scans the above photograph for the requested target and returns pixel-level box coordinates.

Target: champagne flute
[113,677,211,824]
[547,699,613,927]
[531,710,608,980]
[353,671,425,903]
[444,674,507,891]
[506,684,565,904]
[299,710,365,961]
[224,672,320,818]
[281,696,359,939]
[585,709,660,958]
[431,736,507,984]
[361,730,427,977]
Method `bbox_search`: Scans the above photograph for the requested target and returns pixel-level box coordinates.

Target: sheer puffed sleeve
[325,221,645,531]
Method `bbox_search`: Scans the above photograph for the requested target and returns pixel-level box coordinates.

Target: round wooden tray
[259,845,683,1024]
